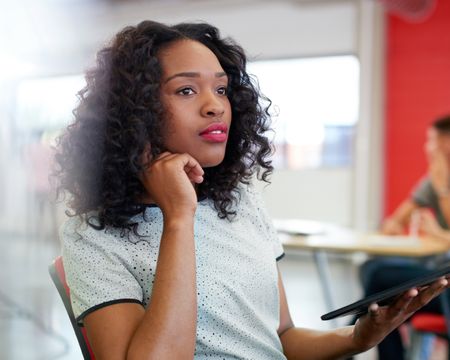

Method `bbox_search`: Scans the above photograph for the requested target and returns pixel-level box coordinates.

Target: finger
[189,175,204,184]
[153,151,174,162]
[179,154,204,177]
[142,152,174,171]
[408,277,448,312]
[423,277,448,293]
[140,152,174,179]
[172,153,204,184]
[185,166,204,184]
[368,303,380,319]
[387,289,418,316]
[186,171,204,184]
[429,277,448,292]
[416,285,430,292]
[184,163,204,177]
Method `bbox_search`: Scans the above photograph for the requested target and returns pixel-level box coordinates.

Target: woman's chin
[201,158,226,168]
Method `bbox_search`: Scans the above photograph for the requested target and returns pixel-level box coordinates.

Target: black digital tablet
[321,264,450,321]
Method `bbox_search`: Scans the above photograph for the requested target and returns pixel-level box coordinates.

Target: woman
[55,20,448,359]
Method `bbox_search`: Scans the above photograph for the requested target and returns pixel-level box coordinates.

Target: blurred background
[0,0,449,358]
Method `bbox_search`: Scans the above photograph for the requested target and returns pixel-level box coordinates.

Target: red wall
[384,0,450,215]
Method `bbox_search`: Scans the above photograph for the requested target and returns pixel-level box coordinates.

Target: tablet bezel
[321,264,450,321]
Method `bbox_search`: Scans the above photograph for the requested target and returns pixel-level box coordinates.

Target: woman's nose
[201,93,225,118]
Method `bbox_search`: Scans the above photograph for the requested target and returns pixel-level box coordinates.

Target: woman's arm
[85,216,197,360]
[84,152,204,360]
[419,209,450,242]
[381,199,418,235]
[277,269,358,359]
[277,267,448,360]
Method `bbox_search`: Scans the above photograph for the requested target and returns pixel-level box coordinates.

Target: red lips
[199,123,228,143]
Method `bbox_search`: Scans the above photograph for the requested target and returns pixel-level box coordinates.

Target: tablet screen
[321,264,450,321]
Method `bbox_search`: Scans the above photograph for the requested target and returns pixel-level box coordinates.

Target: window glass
[14,56,360,170]
[247,56,359,169]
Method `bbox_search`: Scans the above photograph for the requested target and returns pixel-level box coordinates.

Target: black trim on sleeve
[76,299,144,326]
[276,252,285,261]
[142,203,158,208]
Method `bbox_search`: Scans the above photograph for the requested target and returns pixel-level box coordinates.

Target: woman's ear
[140,143,152,169]
[439,134,450,157]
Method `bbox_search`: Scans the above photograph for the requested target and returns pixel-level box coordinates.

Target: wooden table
[277,224,450,319]
[280,233,450,257]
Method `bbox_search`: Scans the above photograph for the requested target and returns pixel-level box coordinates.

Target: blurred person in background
[359,114,450,360]
[382,114,450,235]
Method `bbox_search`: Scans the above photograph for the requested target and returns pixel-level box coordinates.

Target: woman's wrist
[431,226,450,241]
[163,214,195,230]
[436,186,450,198]
[349,325,371,354]
[160,201,197,220]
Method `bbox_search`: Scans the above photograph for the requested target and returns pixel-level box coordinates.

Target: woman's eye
[217,86,228,95]
[177,87,195,95]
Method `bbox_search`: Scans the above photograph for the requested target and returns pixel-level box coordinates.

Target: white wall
[259,168,353,225]
[1,0,357,73]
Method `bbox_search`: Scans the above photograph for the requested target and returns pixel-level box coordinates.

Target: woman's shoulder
[231,180,271,221]
[60,211,160,249]
[236,179,264,205]
[60,214,120,249]
[60,215,88,240]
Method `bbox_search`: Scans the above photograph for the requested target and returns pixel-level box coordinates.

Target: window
[15,74,85,133]
[247,56,359,169]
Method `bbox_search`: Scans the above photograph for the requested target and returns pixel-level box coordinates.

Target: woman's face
[158,39,232,168]
[425,127,440,157]
[424,126,450,163]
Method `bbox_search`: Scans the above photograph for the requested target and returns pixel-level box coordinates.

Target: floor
[0,226,446,359]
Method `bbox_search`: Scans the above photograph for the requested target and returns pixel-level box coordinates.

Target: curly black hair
[432,114,450,133]
[54,20,273,230]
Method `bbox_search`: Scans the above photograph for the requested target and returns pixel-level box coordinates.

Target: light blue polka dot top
[62,183,286,359]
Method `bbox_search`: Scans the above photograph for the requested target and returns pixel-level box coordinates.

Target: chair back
[49,256,95,359]
[411,290,450,339]
[408,291,450,360]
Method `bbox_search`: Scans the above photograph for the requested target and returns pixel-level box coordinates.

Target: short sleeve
[411,177,436,207]
[61,218,143,325]
[245,183,285,261]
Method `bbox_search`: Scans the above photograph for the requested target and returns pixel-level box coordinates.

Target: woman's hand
[381,218,404,235]
[417,209,450,242]
[418,209,442,237]
[140,151,204,218]
[351,277,448,352]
